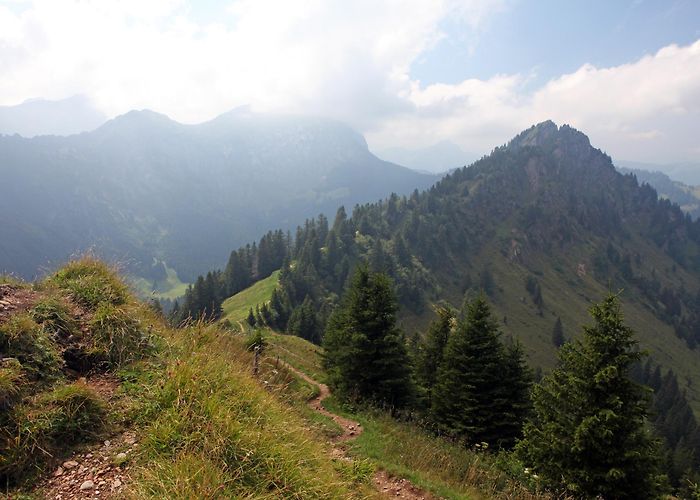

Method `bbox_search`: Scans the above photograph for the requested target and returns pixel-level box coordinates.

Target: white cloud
[369,39,700,163]
[0,0,485,126]
[0,0,698,164]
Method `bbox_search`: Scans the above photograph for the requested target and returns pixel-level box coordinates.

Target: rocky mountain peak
[508,120,591,152]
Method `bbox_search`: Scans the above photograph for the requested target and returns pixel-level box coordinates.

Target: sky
[0,0,699,164]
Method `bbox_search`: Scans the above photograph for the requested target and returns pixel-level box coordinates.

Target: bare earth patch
[0,284,38,323]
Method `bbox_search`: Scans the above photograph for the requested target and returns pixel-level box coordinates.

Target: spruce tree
[254,304,263,326]
[246,307,256,327]
[323,266,414,408]
[498,340,532,448]
[417,305,454,406]
[170,299,180,325]
[551,316,565,347]
[517,294,666,499]
[287,296,321,343]
[431,295,526,448]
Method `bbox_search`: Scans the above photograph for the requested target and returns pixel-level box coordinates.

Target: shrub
[0,314,62,382]
[244,329,267,353]
[51,258,130,310]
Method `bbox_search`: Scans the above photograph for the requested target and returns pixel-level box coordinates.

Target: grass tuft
[0,381,106,485]
[50,257,130,310]
[0,314,62,383]
[89,302,152,367]
[0,359,23,412]
[29,297,80,340]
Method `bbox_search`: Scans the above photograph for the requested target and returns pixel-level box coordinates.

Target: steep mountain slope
[618,166,700,219]
[194,121,700,411]
[0,95,107,137]
[0,109,436,282]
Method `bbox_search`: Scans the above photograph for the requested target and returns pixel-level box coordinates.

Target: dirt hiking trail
[35,374,134,499]
[280,361,435,499]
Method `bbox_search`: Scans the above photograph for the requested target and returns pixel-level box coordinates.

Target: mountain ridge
[0,95,107,137]
[185,120,700,413]
[0,110,437,283]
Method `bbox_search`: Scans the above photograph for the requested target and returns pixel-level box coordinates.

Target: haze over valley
[1,1,700,499]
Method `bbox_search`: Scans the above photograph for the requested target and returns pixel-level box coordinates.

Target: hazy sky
[1,0,699,163]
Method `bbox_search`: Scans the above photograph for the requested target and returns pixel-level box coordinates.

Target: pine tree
[393,235,411,267]
[517,294,666,499]
[323,266,414,408]
[551,316,565,347]
[417,305,454,406]
[149,298,163,317]
[287,296,321,343]
[498,340,532,448]
[430,295,526,448]
[246,307,256,327]
[254,304,263,326]
[269,288,288,329]
[170,299,180,325]
[260,303,273,326]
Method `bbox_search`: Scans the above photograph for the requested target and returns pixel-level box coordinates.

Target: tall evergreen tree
[170,299,180,325]
[323,266,414,408]
[517,294,666,499]
[499,340,533,448]
[551,316,565,347]
[431,295,527,448]
[417,305,454,406]
[246,307,256,327]
[287,296,321,343]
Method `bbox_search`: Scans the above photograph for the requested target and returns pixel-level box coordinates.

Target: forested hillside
[0,109,436,284]
[180,121,700,400]
[618,166,700,219]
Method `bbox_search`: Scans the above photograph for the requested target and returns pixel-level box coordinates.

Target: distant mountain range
[0,109,437,283]
[0,95,107,137]
[376,140,477,174]
[617,159,700,186]
[617,166,700,219]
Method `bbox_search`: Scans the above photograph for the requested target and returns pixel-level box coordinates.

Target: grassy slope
[259,324,551,500]
[265,329,326,382]
[447,232,700,413]
[221,276,552,499]
[130,263,189,300]
[2,259,371,499]
[128,324,369,499]
[221,270,280,324]
[217,228,700,414]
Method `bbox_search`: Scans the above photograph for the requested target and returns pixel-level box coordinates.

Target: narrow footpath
[280,361,435,500]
